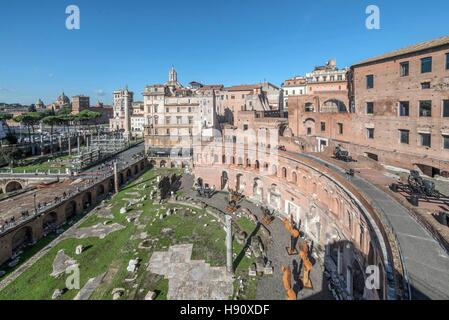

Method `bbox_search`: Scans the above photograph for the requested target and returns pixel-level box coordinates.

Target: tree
[0,146,23,167]
[88,111,101,133]
[13,112,43,153]
[77,110,101,132]
[42,115,61,154]
[57,106,72,116]
[56,114,75,135]
[0,113,14,138]
[0,113,13,122]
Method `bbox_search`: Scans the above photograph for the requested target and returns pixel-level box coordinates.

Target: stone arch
[278,123,289,137]
[109,179,115,192]
[292,171,298,184]
[65,200,77,219]
[331,197,340,217]
[253,178,263,201]
[304,118,316,136]
[322,99,347,113]
[5,181,23,193]
[134,165,139,175]
[12,226,33,253]
[119,173,125,185]
[149,159,156,168]
[282,167,288,179]
[126,169,132,180]
[82,191,93,209]
[182,161,189,169]
[221,171,229,190]
[171,161,178,168]
[237,157,243,166]
[255,160,260,170]
[222,155,226,164]
[140,161,145,170]
[231,156,235,165]
[97,184,105,197]
[246,158,251,167]
[268,184,281,210]
[160,160,167,168]
[43,211,58,233]
[271,164,277,176]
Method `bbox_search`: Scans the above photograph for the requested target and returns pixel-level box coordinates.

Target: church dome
[57,92,70,104]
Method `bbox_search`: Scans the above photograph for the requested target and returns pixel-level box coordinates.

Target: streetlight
[33,193,37,215]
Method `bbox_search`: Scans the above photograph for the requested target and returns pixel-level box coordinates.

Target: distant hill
[0,103,30,108]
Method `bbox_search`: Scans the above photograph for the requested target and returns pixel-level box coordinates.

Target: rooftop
[354,35,449,66]
[224,84,261,91]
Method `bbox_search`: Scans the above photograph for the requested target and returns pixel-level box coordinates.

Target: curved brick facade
[193,142,400,299]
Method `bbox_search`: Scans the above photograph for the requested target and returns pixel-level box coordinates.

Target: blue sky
[1,0,448,105]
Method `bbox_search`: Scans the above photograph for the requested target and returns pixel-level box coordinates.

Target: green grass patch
[0,167,259,300]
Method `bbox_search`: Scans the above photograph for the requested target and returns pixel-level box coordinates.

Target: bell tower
[169,66,177,83]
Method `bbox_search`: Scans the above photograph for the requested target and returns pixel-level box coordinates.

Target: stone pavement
[73,272,106,300]
[300,152,449,300]
[61,223,125,240]
[147,244,234,300]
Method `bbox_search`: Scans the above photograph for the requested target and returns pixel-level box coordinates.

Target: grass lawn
[0,167,259,300]
[8,154,73,173]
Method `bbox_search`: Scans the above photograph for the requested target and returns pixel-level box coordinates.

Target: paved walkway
[298,152,449,300]
[148,244,234,300]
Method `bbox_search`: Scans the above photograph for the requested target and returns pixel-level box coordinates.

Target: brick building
[287,36,449,177]
[71,95,90,113]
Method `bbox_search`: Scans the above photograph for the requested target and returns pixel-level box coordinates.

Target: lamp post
[33,193,37,215]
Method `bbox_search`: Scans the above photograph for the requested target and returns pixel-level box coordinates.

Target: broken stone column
[114,162,119,194]
[225,215,233,274]
[75,245,83,255]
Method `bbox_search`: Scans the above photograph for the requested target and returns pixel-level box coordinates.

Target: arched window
[282,167,287,179]
[292,171,297,183]
[305,102,314,112]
